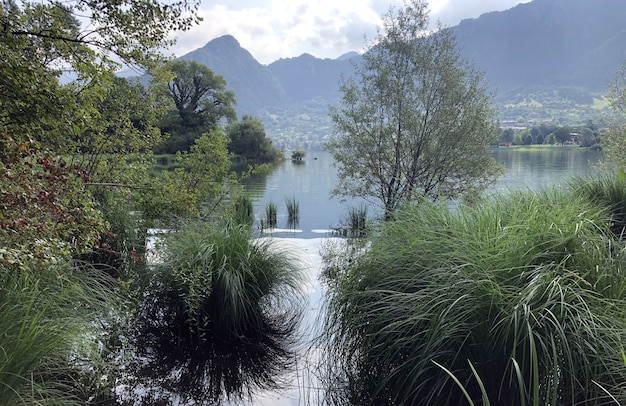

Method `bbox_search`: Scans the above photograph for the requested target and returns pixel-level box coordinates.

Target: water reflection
[491,147,604,192]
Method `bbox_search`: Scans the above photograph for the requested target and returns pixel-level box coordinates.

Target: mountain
[179,35,287,115]
[452,0,626,90]
[178,0,626,145]
[267,53,357,104]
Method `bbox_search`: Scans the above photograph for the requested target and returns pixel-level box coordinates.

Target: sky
[168,0,532,65]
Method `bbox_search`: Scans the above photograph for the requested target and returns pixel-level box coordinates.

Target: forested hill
[177,0,626,142]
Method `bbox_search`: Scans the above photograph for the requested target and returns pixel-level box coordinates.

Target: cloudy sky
[169,0,532,64]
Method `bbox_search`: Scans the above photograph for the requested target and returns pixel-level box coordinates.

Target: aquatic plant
[285,196,300,229]
[129,221,305,404]
[232,193,255,227]
[265,201,277,228]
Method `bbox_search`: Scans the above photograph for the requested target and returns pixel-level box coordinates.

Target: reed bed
[321,187,626,405]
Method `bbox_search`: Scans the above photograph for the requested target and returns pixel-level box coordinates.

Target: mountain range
[177,0,626,145]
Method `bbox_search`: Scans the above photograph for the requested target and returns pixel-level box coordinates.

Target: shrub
[321,188,626,405]
[129,221,305,404]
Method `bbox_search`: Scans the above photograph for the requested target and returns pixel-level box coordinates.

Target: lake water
[242,148,605,239]
[238,147,605,405]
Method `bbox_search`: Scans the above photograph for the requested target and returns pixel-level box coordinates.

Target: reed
[321,188,626,405]
[232,193,254,227]
[346,204,368,237]
[285,196,300,228]
[265,201,277,228]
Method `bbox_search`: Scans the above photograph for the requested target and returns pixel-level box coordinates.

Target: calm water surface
[242,148,605,238]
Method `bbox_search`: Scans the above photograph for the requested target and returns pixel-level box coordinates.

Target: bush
[321,188,626,405]
[128,220,305,404]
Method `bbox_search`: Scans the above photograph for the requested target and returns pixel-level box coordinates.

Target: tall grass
[232,193,255,227]
[285,196,300,229]
[0,265,115,405]
[344,204,368,237]
[265,201,278,228]
[569,174,626,238]
[129,220,305,404]
[321,188,626,405]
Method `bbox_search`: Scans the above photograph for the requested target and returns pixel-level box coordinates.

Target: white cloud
[169,0,531,64]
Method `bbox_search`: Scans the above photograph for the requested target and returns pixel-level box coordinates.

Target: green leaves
[327,0,501,218]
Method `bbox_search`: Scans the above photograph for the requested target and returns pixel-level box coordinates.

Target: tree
[0,0,200,146]
[227,114,282,163]
[499,128,514,145]
[554,126,572,146]
[327,0,501,219]
[520,129,533,145]
[155,60,236,153]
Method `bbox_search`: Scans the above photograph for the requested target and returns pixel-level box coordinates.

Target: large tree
[155,60,236,153]
[227,114,283,163]
[327,0,502,218]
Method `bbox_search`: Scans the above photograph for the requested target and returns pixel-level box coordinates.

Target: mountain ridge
[176,0,626,145]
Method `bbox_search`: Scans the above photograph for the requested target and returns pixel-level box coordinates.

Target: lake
[242,147,604,239]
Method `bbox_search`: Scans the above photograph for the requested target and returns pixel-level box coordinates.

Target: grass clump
[232,193,255,227]
[285,196,300,229]
[321,187,626,405]
[129,220,305,404]
[0,264,115,405]
[265,201,278,228]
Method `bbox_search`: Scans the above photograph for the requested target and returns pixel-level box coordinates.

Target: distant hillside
[267,52,357,104]
[179,35,287,116]
[177,0,626,146]
[452,0,626,90]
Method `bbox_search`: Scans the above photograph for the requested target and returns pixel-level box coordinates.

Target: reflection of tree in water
[127,222,304,404]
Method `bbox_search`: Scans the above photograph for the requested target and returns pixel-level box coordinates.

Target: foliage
[127,221,305,404]
[0,139,106,270]
[602,62,626,170]
[138,129,232,223]
[327,0,501,219]
[227,114,283,163]
[0,262,117,405]
[321,188,626,405]
[154,60,237,154]
[0,0,200,146]
[0,0,201,267]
